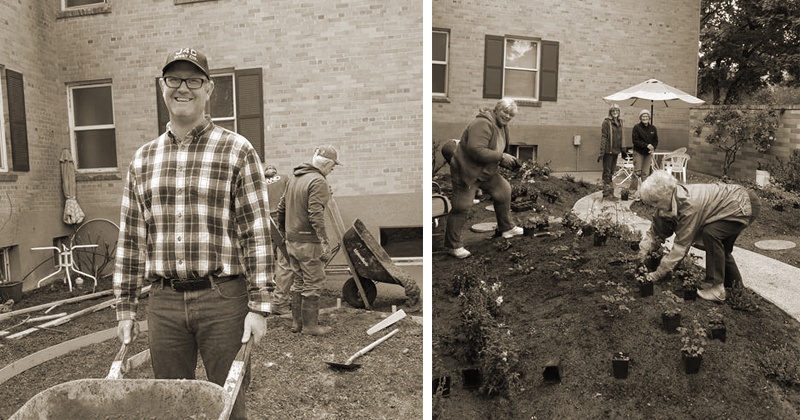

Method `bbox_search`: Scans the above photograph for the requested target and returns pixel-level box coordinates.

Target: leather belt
[156,275,240,292]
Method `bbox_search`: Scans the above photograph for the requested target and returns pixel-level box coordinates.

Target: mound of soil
[432,173,800,419]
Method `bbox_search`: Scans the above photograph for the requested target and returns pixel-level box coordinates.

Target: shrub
[765,148,800,193]
[760,344,800,388]
[695,105,781,178]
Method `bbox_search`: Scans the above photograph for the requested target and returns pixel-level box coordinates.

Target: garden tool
[325,328,399,371]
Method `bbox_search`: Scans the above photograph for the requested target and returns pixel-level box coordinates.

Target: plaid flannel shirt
[113,119,273,321]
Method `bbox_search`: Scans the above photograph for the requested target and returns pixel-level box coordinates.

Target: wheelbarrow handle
[345,328,400,365]
[106,343,129,380]
[218,340,253,420]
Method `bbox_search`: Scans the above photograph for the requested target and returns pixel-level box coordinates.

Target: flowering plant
[678,317,707,357]
[660,290,684,316]
[673,254,704,288]
[589,213,616,238]
[633,264,651,284]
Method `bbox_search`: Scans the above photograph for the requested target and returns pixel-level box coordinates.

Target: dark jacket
[276,163,330,243]
[632,122,658,154]
[452,108,510,185]
[600,114,623,155]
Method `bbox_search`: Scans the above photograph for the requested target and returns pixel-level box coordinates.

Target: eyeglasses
[162,77,206,89]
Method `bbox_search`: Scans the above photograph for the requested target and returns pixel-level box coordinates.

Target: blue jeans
[286,241,326,297]
[630,152,653,191]
[147,279,250,420]
[445,170,512,249]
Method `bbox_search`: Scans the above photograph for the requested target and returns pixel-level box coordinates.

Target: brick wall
[0,0,423,289]
[688,106,800,181]
[432,0,702,172]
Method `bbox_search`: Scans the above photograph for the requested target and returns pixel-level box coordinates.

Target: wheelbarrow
[328,198,421,311]
[9,341,252,420]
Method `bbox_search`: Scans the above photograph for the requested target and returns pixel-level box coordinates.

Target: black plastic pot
[683,288,697,301]
[593,234,608,246]
[644,256,662,272]
[682,352,703,374]
[662,312,682,333]
[461,368,481,390]
[432,376,451,397]
[620,190,629,201]
[639,281,654,297]
[612,352,630,379]
[542,358,562,384]
[709,321,727,342]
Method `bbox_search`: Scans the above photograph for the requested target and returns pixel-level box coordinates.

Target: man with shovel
[113,48,272,420]
[276,145,342,336]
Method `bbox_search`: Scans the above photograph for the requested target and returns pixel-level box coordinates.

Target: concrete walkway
[571,188,800,323]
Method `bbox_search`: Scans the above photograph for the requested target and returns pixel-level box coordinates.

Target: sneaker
[447,247,471,259]
[501,226,524,239]
[697,283,726,302]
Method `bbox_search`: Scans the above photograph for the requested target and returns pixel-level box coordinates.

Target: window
[155,68,265,161]
[432,29,450,97]
[510,145,537,163]
[484,35,559,102]
[0,246,10,284]
[63,0,105,9]
[68,83,117,171]
[209,73,236,132]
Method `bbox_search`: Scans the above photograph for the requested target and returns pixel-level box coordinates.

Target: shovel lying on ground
[325,328,400,371]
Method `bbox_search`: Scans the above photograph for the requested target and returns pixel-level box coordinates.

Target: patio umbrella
[603,78,705,122]
[59,148,85,225]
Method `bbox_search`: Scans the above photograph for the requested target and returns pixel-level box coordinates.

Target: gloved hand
[320,242,331,263]
[500,153,520,170]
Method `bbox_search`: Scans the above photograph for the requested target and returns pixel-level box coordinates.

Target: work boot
[301,295,331,336]
[291,292,303,333]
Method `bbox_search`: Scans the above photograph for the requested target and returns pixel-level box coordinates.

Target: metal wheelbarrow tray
[340,218,421,310]
[10,341,252,420]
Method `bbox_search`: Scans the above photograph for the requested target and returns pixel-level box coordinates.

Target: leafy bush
[760,344,800,388]
[765,149,800,193]
[695,105,781,177]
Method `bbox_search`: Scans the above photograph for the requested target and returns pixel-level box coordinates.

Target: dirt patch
[432,172,800,419]
[0,282,421,419]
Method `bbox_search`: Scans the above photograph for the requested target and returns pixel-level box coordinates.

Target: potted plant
[522,213,550,236]
[643,245,667,272]
[673,254,703,301]
[707,307,727,342]
[678,317,707,374]
[611,351,630,379]
[618,225,641,251]
[634,264,654,298]
[660,290,683,333]
[589,213,615,246]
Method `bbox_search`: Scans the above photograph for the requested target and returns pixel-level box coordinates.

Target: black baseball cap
[162,48,210,78]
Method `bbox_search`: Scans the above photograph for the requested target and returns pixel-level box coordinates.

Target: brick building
[432,0,702,171]
[0,0,422,291]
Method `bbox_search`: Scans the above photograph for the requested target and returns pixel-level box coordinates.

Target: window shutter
[155,78,169,136]
[540,40,559,102]
[235,68,264,161]
[483,35,504,99]
[6,69,29,172]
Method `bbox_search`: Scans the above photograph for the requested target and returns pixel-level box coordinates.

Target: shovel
[326,328,400,371]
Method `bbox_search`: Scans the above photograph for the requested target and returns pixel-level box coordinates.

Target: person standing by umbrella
[598,104,624,200]
[630,109,659,199]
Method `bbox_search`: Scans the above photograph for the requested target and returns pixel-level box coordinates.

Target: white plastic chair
[662,152,690,183]
[613,150,635,185]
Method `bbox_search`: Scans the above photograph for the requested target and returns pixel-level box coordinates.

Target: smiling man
[113,48,272,420]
